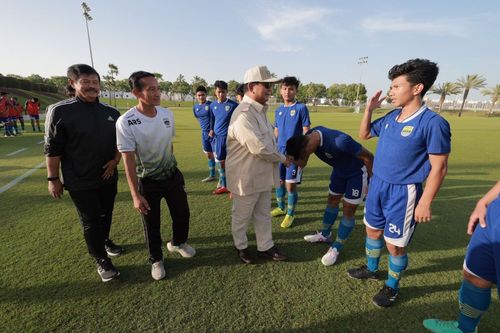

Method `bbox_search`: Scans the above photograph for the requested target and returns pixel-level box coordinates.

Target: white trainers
[321,247,340,266]
[167,241,196,258]
[304,231,331,243]
[151,260,166,280]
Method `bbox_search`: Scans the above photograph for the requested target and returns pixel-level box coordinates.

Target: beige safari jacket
[226,95,286,196]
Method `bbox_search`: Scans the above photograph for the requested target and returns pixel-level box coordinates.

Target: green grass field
[1,107,499,333]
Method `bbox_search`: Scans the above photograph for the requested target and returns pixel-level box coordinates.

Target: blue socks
[385,254,408,290]
[216,162,226,187]
[287,191,298,216]
[208,159,215,178]
[276,186,285,210]
[332,217,355,251]
[321,206,339,237]
[365,237,383,272]
[458,280,491,333]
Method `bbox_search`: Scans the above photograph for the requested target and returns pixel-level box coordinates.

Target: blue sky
[2,0,499,100]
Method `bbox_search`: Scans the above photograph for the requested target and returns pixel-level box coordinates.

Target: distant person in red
[0,92,15,137]
[25,97,41,132]
[12,97,25,132]
[8,97,21,135]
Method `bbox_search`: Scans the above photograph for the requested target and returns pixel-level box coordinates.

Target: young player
[209,80,238,195]
[271,76,311,228]
[26,97,41,132]
[193,85,216,182]
[235,83,244,103]
[12,97,25,133]
[286,127,373,265]
[0,92,13,137]
[423,181,500,333]
[348,59,451,307]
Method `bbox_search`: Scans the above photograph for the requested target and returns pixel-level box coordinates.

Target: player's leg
[271,165,286,217]
[280,163,302,228]
[213,135,229,194]
[19,116,25,131]
[35,115,41,131]
[99,182,123,256]
[201,131,216,182]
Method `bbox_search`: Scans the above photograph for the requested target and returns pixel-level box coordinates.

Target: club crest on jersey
[225,105,231,112]
[279,111,282,116]
[163,118,171,127]
[401,126,414,137]
[290,109,296,116]
[205,105,209,111]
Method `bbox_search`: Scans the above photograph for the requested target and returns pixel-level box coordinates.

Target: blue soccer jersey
[210,99,238,136]
[311,126,364,176]
[370,106,451,184]
[275,102,311,148]
[193,101,212,132]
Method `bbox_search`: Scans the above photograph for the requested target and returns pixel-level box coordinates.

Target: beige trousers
[231,191,274,252]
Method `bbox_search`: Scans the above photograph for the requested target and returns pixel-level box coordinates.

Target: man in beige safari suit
[226,65,289,264]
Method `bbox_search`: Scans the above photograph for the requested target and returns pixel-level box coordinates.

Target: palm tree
[456,74,486,117]
[481,84,500,116]
[430,82,461,113]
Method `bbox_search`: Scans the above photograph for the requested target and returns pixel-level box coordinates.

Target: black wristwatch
[47,176,60,181]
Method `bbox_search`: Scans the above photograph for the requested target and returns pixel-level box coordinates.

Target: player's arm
[356,147,374,177]
[274,127,279,138]
[44,106,64,199]
[359,90,384,140]
[102,150,121,180]
[121,151,150,215]
[414,153,448,223]
[46,156,64,199]
[467,180,500,235]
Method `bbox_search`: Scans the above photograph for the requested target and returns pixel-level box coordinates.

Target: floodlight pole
[354,56,368,113]
[82,3,94,68]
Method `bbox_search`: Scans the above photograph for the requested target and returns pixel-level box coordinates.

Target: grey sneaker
[151,260,166,280]
[105,239,123,257]
[167,241,196,258]
[96,258,120,282]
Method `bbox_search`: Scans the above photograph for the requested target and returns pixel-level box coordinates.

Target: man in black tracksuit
[44,64,123,282]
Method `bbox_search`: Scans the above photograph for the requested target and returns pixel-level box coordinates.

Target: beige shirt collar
[243,95,267,113]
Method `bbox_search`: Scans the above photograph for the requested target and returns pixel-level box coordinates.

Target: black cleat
[347,265,381,280]
[372,285,398,308]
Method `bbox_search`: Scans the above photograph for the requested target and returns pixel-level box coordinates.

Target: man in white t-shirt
[116,71,195,281]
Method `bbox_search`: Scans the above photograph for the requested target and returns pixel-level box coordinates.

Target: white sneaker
[151,260,166,280]
[304,231,331,243]
[321,247,340,266]
[167,241,196,258]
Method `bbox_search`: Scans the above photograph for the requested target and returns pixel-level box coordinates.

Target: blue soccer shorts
[464,196,500,287]
[363,175,423,247]
[329,166,368,205]
[214,134,227,162]
[29,114,40,120]
[201,131,214,153]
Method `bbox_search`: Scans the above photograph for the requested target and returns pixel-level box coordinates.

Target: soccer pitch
[1,108,499,332]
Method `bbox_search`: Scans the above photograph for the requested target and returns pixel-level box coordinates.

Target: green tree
[227,80,240,97]
[173,74,190,101]
[343,83,365,106]
[430,82,461,113]
[159,81,173,100]
[481,84,500,116]
[303,82,326,105]
[456,74,487,117]
[153,72,164,82]
[48,76,69,92]
[102,64,119,106]
[191,76,208,97]
[25,74,48,83]
[115,79,130,98]
[326,83,346,105]
[6,74,24,79]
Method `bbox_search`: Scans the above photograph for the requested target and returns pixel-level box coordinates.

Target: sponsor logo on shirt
[163,118,171,127]
[401,126,414,137]
[127,118,142,126]
[290,109,296,116]
[107,116,114,121]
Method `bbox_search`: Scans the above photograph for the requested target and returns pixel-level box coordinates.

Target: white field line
[37,140,45,145]
[6,148,28,156]
[0,161,45,194]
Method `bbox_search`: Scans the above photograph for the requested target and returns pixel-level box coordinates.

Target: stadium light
[81,2,94,67]
[354,56,368,113]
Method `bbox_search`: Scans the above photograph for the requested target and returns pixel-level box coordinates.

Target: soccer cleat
[96,258,120,282]
[213,186,230,195]
[201,176,216,183]
[167,241,196,258]
[423,319,477,333]
[151,260,166,280]
[304,231,332,243]
[270,207,286,217]
[280,214,295,228]
[372,285,398,307]
[321,247,340,266]
[104,239,123,257]
[347,265,381,280]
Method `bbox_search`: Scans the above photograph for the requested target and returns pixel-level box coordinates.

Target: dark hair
[196,85,207,94]
[286,135,308,161]
[65,84,76,97]
[388,59,438,97]
[33,97,39,102]
[0,92,7,96]
[128,71,155,90]
[281,76,300,88]
[67,64,100,82]
[235,84,245,97]
[214,80,228,90]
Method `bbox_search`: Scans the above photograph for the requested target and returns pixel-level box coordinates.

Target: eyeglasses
[257,82,272,89]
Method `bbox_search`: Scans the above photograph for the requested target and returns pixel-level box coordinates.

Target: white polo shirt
[116,106,177,180]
